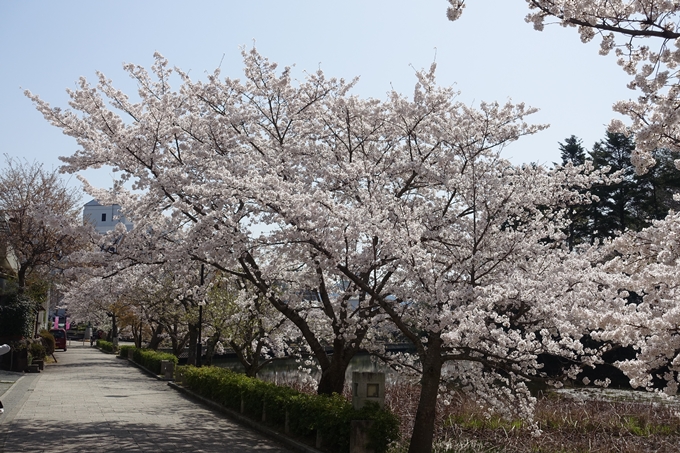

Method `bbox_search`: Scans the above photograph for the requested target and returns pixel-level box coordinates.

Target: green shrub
[178,366,399,453]
[286,391,355,449]
[28,340,46,361]
[39,330,55,355]
[132,348,178,374]
[358,402,401,453]
[0,292,34,338]
[118,345,137,358]
[97,339,116,353]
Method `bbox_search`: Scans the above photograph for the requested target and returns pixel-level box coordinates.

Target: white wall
[83,202,133,234]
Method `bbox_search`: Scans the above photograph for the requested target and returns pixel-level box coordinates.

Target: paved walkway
[0,344,292,452]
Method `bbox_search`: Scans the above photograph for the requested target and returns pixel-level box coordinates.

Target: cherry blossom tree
[205,274,291,375]
[61,270,134,342]
[26,50,388,395]
[527,1,680,173]
[448,0,680,175]
[433,0,680,423]
[506,14,680,354]
[506,0,680,398]
[0,156,85,293]
[309,72,614,451]
[591,216,680,397]
[63,225,206,357]
[27,50,613,453]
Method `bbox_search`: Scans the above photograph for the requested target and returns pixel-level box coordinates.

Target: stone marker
[160,360,175,380]
[350,372,386,453]
[352,371,385,410]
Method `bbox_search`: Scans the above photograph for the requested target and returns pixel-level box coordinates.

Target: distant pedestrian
[0,344,10,415]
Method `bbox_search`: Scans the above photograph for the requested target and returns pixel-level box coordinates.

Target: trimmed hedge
[96,339,116,353]
[118,345,136,358]
[130,348,178,375]
[179,366,399,453]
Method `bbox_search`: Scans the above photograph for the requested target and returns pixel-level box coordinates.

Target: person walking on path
[0,344,10,415]
[0,343,292,453]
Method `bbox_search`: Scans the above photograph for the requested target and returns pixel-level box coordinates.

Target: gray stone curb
[168,382,323,453]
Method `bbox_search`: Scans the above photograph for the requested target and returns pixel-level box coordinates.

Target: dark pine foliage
[559,135,591,250]
[559,132,680,246]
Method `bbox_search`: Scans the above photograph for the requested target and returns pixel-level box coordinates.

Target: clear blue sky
[0,1,632,192]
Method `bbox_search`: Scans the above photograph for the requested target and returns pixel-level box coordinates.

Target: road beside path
[0,344,292,453]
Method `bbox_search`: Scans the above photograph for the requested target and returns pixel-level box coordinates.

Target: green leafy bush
[28,340,46,360]
[39,330,55,355]
[118,345,137,358]
[0,292,34,338]
[132,348,177,374]
[97,339,116,353]
[178,366,399,453]
[358,402,401,453]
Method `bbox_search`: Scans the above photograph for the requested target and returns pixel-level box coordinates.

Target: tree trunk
[186,322,198,366]
[317,339,355,395]
[165,320,188,356]
[133,321,143,348]
[169,335,177,355]
[17,266,27,295]
[230,340,259,377]
[244,362,259,378]
[408,341,443,453]
[147,323,164,350]
[108,312,118,346]
[317,358,349,395]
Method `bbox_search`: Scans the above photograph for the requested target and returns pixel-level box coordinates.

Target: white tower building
[83,200,133,234]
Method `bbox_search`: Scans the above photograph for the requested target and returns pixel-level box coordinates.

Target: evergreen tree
[634,147,680,222]
[588,132,642,240]
[559,135,586,166]
[585,132,680,242]
[558,135,590,249]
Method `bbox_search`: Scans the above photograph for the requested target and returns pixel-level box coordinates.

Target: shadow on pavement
[47,358,128,369]
[0,415,288,453]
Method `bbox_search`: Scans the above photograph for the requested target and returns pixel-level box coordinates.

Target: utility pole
[196,263,204,367]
